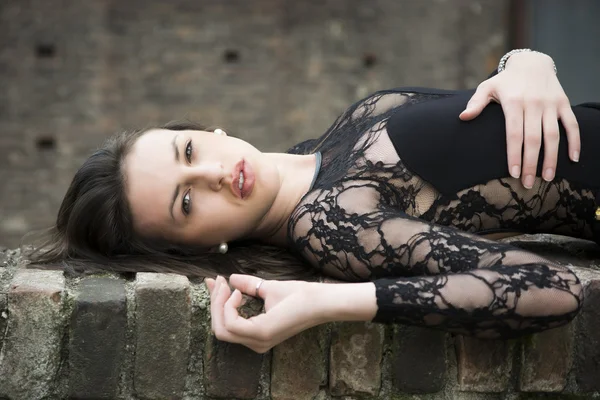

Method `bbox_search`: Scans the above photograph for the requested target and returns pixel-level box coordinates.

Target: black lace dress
[286,85,600,339]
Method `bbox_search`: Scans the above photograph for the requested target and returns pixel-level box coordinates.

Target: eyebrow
[169,135,180,221]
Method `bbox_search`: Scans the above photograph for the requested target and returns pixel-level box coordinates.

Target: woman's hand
[206,275,326,353]
[460,51,580,189]
[206,275,376,353]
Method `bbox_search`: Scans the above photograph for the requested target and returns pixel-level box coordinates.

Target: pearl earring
[214,128,226,136]
[218,242,228,254]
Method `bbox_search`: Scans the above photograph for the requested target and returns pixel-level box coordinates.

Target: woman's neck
[252,152,320,247]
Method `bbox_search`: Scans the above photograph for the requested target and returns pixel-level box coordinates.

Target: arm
[208,209,582,352]
[460,50,580,188]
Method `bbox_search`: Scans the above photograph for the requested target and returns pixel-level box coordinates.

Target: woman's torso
[288,88,600,254]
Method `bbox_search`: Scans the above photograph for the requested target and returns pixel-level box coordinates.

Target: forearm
[314,261,581,339]
[316,282,378,323]
[372,263,581,339]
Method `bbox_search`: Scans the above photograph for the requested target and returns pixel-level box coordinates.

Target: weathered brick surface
[520,325,573,392]
[271,326,327,400]
[204,336,264,399]
[0,291,7,356]
[456,336,511,392]
[69,278,127,399]
[392,326,446,394]
[329,322,384,396]
[0,0,509,247]
[575,280,600,392]
[134,273,191,400]
[0,269,65,400]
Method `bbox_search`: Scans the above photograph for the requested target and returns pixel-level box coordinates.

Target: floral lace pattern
[288,89,587,338]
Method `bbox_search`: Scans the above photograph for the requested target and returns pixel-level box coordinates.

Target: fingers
[205,278,215,292]
[459,84,492,121]
[229,274,267,298]
[558,103,581,162]
[211,278,254,339]
[521,105,543,188]
[541,109,559,182]
[502,101,524,179]
[210,278,272,353]
[210,276,230,332]
[222,289,254,337]
[223,289,265,339]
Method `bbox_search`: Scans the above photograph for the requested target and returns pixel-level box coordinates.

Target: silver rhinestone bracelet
[497,48,557,74]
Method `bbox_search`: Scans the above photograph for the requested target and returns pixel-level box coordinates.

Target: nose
[183,162,225,191]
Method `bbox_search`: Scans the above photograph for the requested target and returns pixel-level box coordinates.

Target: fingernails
[510,165,521,179]
[524,175,535,189]
[573,151,580,162]
[543,168,554,182]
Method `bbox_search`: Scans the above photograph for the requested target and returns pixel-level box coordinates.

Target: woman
[31,49,597,353]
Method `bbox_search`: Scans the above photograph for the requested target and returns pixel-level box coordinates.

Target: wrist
[499,49,557,74]
[314,282,377,323]
[506,51,553,70]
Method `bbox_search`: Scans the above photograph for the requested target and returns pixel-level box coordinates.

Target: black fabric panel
[387,91,600,196]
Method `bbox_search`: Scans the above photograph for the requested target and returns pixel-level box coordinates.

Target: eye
[182,190,191,215]
[185,140,193,163]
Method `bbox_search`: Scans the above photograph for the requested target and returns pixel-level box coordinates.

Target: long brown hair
[26,121,315,280]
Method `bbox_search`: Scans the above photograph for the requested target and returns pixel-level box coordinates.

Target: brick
[204,336,264,399]
[271,326,327,400]
[134,273,191,400]
[329,322,384,397]
[520,325,573,392]
[69,278,127,399]
[574,280,600,392]
[392,326,446,394]
[0,269,65,400]
[456,336,511,392]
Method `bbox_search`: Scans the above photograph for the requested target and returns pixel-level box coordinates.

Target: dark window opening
[363,53,377,68]
[35,136,56,150]
[223,49,240,63]
[35,43,56,58]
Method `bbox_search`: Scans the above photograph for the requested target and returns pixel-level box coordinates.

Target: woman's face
[123,129,281,247]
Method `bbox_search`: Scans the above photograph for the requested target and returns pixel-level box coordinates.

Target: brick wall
[0,0,509,247]
[1,234,600,399]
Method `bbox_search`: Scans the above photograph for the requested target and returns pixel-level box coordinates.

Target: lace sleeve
[289,203,583,338]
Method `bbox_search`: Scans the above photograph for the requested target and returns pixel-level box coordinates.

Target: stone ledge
[1,236,600,399]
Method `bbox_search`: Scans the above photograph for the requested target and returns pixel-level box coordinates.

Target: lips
[232,159,255,199]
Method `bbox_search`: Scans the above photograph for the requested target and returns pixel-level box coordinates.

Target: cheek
[192,196,241,235]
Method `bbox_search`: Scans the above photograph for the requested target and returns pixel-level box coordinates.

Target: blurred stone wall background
[0,0,509,247]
